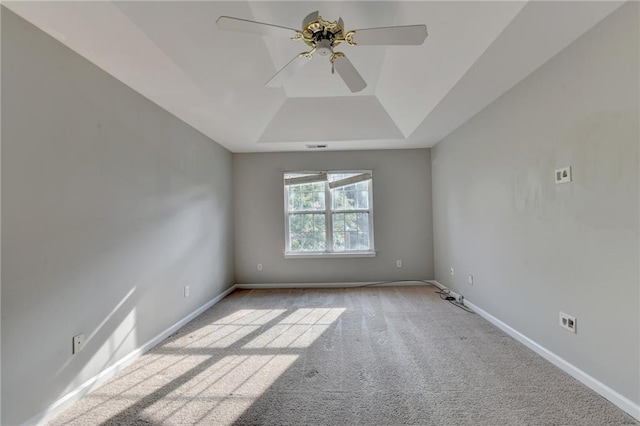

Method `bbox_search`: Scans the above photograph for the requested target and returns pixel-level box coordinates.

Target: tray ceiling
[4,1,624,152]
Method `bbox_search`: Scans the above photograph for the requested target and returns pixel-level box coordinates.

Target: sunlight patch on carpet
[243,308,346,349]
[140,355,299,424]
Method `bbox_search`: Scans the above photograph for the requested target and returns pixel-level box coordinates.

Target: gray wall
[1,9,235,425]
[432,3,639,405]
[234,149,434,283]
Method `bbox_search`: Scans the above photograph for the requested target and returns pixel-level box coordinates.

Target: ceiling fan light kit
[216,11,427,93]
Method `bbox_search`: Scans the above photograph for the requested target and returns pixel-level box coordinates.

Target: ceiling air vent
[306,144,328,149]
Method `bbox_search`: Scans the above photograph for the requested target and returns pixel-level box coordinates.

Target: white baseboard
[462,298,640,422]
[25,284,238,426]
[235,280,431,289]
[30,281,638,423]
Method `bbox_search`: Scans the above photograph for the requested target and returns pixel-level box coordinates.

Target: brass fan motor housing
[292,15,357,53]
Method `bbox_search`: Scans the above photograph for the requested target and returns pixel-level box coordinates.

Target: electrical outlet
[184,285,190,298]
[257,263,263,271]
[72,333,84,354]
[555,166,572,184]
[468,274,474,285]
[396,260,402,268]
[450,267,454,276]
[559,312,576,333]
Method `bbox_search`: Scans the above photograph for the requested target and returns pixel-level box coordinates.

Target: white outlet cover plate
[73,333,84,354]
[559,311,577,333]
[555,166,572,184]
[184,286,190,297]
[468,275,473,285]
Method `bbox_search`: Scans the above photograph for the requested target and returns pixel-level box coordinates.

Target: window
[284,171,374,257]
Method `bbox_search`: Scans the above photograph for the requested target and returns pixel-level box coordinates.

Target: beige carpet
[49,286,637,425]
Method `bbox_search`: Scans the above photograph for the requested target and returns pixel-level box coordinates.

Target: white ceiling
[5,1,624,153]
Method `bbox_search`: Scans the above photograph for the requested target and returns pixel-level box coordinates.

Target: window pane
[333,213,345,232]
[357,190,369,209]
[356,213,369,232]
[332,188,344,210]
[348,232,358,249]
[333,186,356,210]
[314,214,326,232]
[290,190,299,211]
[333,232,345,251]
[357,232,370,250]
[287,182,325,212]
[345,190,356,209]
[314,191,325,210]
[344,213,357,231]
[289,214,302,233]
[331,213,369,251]
[289,213,326,252]
[332,183,367,211]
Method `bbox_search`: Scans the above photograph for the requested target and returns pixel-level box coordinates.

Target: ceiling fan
[216,11,428,93]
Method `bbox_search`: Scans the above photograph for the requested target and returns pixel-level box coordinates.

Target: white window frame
[284,170,375,258]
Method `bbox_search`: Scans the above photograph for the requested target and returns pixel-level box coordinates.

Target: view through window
[284,171,374,256]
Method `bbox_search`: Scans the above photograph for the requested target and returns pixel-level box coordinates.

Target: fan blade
[350,24,427,45]
[216,16,298,38]
[302,11,319,28]
[266,54,310,87]
[332,54,367,93]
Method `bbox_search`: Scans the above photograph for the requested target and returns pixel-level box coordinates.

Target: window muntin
[284,171,374,256]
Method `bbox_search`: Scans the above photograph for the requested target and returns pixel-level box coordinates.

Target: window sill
[284,251,377,259]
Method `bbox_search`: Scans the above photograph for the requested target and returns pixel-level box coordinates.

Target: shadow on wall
[18,186,227,426]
